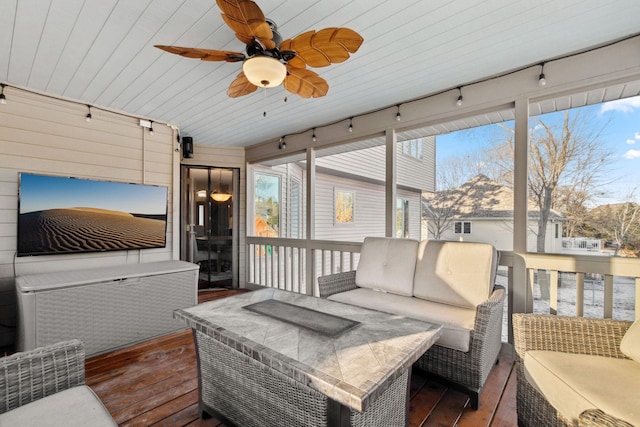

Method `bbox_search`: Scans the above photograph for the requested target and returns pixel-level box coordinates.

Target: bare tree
[422,153,486,239]
[554,186,591,238]
[422,191,459,240]
[486,110,613,252]
[588,188,640,256]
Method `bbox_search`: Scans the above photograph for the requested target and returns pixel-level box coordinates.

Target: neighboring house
[422,174,566,253]
[251,136,436,242]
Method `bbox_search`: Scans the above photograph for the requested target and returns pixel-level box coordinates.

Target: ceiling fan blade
[216,0,275,50]
[155,45,245,62]
[227,72,258,98]
[281,28,363,68]
[284,67,329,98]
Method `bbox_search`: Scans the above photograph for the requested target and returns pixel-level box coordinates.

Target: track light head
[538,72,546,86]
[538,63,547,86]
[0,84,6,105]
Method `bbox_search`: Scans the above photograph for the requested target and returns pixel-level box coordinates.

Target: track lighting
[312,128,317,142]
[85,105,92,122]
[348,117,353,133]
[538,63,546,86]
[279,136,286,149]
[0,84,6,105]
[149,121,154,136]
[456,87,463,107]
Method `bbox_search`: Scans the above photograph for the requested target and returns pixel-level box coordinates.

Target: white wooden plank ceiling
[1,0,639,148]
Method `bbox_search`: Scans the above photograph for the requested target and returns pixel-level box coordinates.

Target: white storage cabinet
[16,261,199,356]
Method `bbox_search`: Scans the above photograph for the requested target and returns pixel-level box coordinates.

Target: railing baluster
[322,250,327,277]
[604,274,614,318]
[331,250,336,274]
[527,268,535,313]
[258,245,262,286]
[636,278,640,321]
[284,246,290,291]
[549,270,559,315]
[575,272,584,317]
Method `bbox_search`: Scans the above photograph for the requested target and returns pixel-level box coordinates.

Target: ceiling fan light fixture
[243,56,287,88]
[211,191,232,202]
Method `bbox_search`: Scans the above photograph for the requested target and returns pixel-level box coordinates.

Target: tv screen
[17,173,168,256]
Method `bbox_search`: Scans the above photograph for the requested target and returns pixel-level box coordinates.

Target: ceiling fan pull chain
[263,87,267,117]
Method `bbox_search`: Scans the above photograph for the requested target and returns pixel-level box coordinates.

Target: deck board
[86,289,517,426]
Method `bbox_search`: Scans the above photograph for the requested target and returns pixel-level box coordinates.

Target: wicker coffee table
[174,288,441,427]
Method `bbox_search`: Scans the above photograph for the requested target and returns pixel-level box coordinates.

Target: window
[334,189,354,224]
[396,198,409,238]
[454,221,471,234]
[254,173,280,236]
[402,138,423,160]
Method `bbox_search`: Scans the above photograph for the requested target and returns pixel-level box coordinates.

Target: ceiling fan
[155,0,363,99]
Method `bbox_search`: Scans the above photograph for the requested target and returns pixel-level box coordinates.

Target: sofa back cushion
[620,319,640,363]
[413,240,498,308]
[355,237,419,296]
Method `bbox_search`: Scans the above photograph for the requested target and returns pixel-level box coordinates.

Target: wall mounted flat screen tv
[17,173,168,256]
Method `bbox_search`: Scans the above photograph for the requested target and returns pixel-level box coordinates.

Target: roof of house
[422,174,566,220]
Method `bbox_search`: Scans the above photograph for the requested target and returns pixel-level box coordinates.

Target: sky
[19,174,168,215]
[436,95,640,205]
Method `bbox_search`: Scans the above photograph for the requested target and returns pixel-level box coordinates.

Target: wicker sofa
[0,339,116,426]
[318,237,505,409]
[513,313,639,427]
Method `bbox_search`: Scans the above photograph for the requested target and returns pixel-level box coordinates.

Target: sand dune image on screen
[18,207,166,254]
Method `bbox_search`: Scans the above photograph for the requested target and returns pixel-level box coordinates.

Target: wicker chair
[0,339,116,426]
[512,313,635,427]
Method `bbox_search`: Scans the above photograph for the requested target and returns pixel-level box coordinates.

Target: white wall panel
[0,88,177,279]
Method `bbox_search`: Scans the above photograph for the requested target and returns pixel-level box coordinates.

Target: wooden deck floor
[85,289,518,427]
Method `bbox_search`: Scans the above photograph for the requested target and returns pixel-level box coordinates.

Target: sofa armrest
[0,339,85,414]
[512,313,631,361]
[579,409,635,427]
[467,284,506,368]
[317,270,358,298]
[471,285,506,335]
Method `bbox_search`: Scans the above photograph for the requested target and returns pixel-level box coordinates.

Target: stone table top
[174,288,442,412]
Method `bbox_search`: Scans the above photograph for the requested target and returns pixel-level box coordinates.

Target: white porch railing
[561,237,602,252]
[246,237,640,342]
[247,237,362,295]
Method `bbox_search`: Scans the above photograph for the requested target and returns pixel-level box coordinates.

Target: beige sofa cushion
[524,350,640,426]
[0,385,117,426]
[620,318,640,363]
[327,287,476,352]
[355,237,419,297]
[413,240,497,309]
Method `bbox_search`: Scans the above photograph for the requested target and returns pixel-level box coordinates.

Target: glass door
[183,166,239,289]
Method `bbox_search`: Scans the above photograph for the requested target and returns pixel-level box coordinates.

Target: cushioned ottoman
[0,385,116,426]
